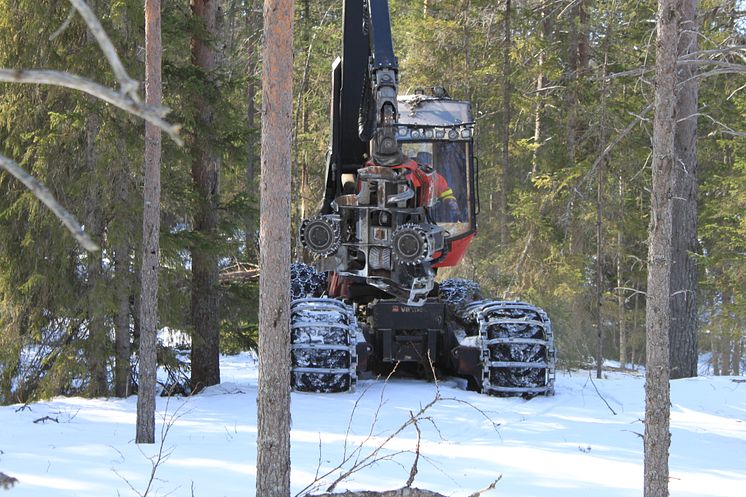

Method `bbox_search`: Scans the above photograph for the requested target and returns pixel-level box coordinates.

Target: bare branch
[677,46,746,61]
[0,69,182,145]
[0,472,19,490]
[405,413,421,488]
[587,370,618,416]
[68,0,140,99]
[0,154,99,252]
[467,477,502,497]
[49,6,76,41]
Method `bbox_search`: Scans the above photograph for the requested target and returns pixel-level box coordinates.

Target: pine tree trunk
[645,1,678,494]
[732,336,741,376]
[564,2,580,166]
[245,0,259,260]
[710,333,720,375]
[190,0,222,391]
[137,0,162,444]
[84,112,108,397]
[113,171,131,398]
[669,0,699,380]
[617,176,627,368]
[531,0,549,176]
[256,0,293,495]
[498,0,511,246]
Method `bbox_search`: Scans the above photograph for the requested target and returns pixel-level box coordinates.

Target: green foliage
[0,0,744,398]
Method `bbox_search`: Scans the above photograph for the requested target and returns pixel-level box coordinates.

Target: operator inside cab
[399,142,470,236]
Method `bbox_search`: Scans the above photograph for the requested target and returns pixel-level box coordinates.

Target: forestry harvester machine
[291,0,555,396]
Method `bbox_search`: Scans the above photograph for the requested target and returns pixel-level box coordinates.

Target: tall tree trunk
[113,234,131,397]
[595,9,612,379]
[82,0,107,398]
[137,0,162,444]
[669,0,699,379]
[84,112,108,397]
[114,146,132,398]
[732,334,742,376]
[190,0,222,391]
[710,332,720,375]
[531,0,550,176]
[245,0,259,260]
[498,0,511,246]
[564,2,580,167]
[645,1,679,495]
[256,0,293,494]
[617,176,627,368]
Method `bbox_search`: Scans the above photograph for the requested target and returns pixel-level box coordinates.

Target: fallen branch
[0,472,19,490]
[588,371,618,416]
[32,415,59,424]
[297,358,501,497]
[219,262,260,285]
[309,489,448,497]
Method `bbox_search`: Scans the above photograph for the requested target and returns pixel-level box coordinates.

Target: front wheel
[465,300,555,397]
[290,298,358,393]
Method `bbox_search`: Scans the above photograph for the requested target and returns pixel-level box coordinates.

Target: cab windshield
[401,141,472,238]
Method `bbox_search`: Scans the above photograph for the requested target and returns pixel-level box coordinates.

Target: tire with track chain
[464,300,555,397]
[290,298,358,393]
[290,262,327,300]
[439,278,483,315]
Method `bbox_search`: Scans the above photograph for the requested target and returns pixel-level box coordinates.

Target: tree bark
[114,148,132,397]
[245,0,259,260]
[732,334,741,376]
[595,8,613,379]
[669,0,699,380]
[190,0,222,391]
[137,0,162,444]
[498,0,511,246]
[84,112,108,397]
[531,0,550,176]
[617,175,627,368]
[645,1,678,495]
[256,0,293,495]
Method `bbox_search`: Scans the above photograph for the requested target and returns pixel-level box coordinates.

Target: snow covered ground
[1,353,744,497]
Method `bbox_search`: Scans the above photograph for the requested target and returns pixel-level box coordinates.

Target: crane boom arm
[323,0,400,213]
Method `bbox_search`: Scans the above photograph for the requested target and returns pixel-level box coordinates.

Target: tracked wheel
[291,298,358,393]
[291,262,327,300]
[439,278,482,314]
[465,301,555,397]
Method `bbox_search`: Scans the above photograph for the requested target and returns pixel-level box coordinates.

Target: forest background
[0,0,744,404]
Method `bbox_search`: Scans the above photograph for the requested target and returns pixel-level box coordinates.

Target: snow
[1,354,744,497]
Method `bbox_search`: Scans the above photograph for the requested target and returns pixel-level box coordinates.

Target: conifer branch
[0,69,182,145]
[68,0,140,100]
